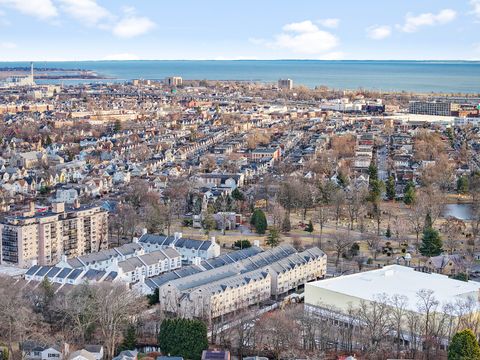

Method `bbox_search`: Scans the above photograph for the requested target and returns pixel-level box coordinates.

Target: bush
[234,239,252,249]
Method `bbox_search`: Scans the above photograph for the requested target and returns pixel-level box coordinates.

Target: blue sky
[0,0,479,61]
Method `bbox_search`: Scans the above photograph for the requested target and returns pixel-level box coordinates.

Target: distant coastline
[1,60,479,93]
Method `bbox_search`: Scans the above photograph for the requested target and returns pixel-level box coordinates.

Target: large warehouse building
[305,265,480,313]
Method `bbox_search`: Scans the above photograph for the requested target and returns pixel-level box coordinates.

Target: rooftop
[306,265,480,313]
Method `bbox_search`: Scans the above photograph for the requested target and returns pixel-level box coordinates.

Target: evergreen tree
[202,214,216,235]
[231,188,245,201]
[114,119,122,133]
[337,171,349,188]
[448,329,480,360]
[385,225,392,238]
[158,318,208,360]
[266,228,281,248]
[305,219,314,234]
[147,288,159,305]
[118,324,137,352]
[368,163,378,184]
[250,209,267,234]
[386,175,396,201]
[457,176,469,194]
[403,181,416,205]
[424,212,433,230]
[420,214,443,257]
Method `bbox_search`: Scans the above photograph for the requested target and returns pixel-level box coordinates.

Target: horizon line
[1,59,480,62]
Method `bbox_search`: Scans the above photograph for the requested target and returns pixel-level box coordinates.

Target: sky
[0,0,480,61]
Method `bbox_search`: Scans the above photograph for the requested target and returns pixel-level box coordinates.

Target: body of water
[1,60,480,93]
[443,203,473,220]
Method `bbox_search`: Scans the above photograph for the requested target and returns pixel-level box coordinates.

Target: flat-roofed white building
[305,265,480,314]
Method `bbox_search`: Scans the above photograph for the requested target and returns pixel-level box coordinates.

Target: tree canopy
[158,318,208,360]
[448,329,480,360]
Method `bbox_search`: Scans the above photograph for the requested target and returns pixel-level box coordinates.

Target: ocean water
[1,60,480,93]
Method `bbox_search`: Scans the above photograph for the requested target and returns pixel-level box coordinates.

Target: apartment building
[24,246,182,287]
[408,101,458,116]
[139,232,220,262]
[278,78,293,90]
[0,202,108,268]
[153,244,326,320]
[165,76,183,86]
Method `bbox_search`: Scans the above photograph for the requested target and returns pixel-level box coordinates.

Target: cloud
[58,0,112,26]
[367,25,392,40]
[471,0,480,19]
[399,9,456,33]
[112,14,156,38]
[0,0,58,19]
[103,53,139,60]
[317,18,340,29]
[282,20,318,33]
[270,20,339,55]
[1,41,16,48]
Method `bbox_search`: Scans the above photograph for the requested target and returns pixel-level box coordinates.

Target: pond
[443,203,473,220]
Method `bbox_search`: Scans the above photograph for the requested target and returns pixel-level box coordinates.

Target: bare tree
[331,230,354,266]
[0,277,41,359]
[93,283,147,360]
[365,233,382,260]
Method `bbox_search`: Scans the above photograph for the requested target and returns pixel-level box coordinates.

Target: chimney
[253,240,260,247]
[52,202,65,213]
[73,198,80,209]
[132,237,139,243]
[142,228,148,235]
[174,232,182,240]
[211,236,216,243]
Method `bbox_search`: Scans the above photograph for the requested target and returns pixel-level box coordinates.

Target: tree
[250,209,267,234]
[386,176,396,201]
[266,228,281,248]
[147,288,159,306]
[404,181,416,205]
[385,225,392,238]
[457,176,469,194]
[114,119,122,133]
[331,231,354,266]
[118,324,137,352]
[448,329,480,360]
[420,218,443,257]
[305,219,314,234]
[158,318,208,360]
[202,213,216,235]
[94,283,146,360]
[231,187,245,201]
[281,212,291,233]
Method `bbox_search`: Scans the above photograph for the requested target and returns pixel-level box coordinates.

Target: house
[201,350,230,360]
[425,254,466,276]
[68,350,96,360]
[82,345,104,360]
[112,350,138,360]
[22,342,67,360]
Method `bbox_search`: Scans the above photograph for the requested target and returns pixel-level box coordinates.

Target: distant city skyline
[0,0,479,61]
